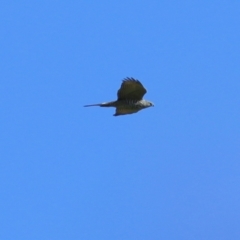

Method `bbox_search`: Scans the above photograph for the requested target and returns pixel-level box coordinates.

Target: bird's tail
[84,101,116,107]
[84,103,102,107]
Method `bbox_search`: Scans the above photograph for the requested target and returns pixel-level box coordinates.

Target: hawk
[84,77,154,116]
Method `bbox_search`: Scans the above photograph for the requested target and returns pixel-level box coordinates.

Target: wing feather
[117,77,147,100]
[114,106,139,116]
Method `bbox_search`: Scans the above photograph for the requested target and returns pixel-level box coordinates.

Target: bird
[84,77,154,116]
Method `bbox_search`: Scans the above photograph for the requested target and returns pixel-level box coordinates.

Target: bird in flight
[84,77,154,116]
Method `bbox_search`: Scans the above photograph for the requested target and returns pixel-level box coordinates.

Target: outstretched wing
[114,106,140,116]
[117,77,147,101]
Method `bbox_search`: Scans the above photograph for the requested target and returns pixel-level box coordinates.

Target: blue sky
[0,1,239,239]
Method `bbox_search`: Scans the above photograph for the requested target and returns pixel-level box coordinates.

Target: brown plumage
[84,77,154,116]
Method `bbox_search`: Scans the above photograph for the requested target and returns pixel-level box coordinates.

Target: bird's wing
[114,106,139,116]
[117,78,147,101]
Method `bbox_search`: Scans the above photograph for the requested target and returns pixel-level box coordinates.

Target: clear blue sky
[1,1,239,239]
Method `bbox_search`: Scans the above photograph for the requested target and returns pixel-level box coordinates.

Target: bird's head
[144,100,154,108]
[149,101,154,107]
